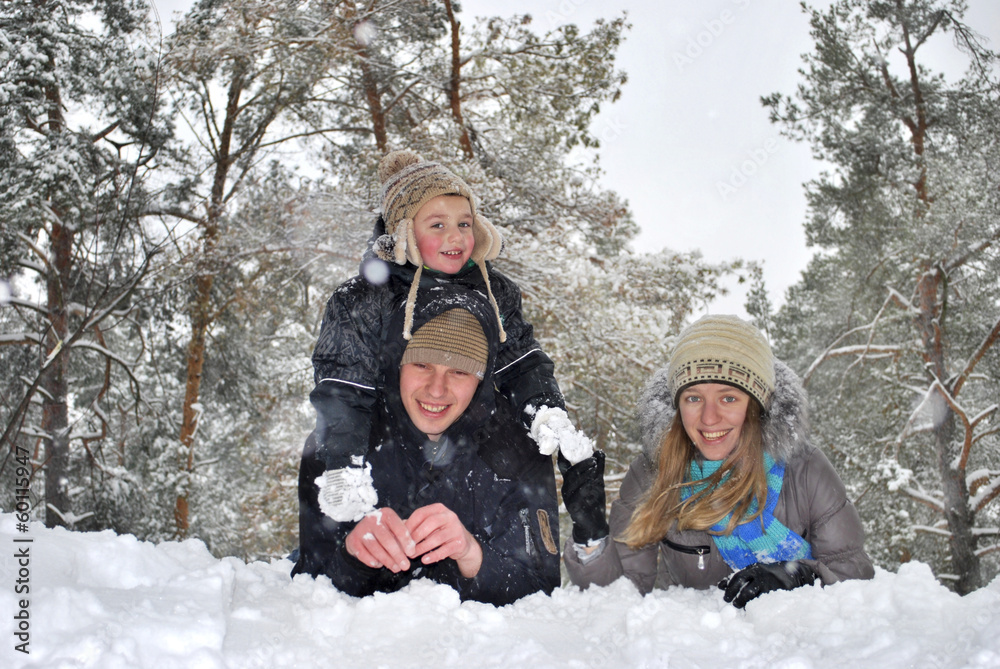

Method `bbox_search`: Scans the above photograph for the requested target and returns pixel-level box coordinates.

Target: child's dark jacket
[309,219,564,469]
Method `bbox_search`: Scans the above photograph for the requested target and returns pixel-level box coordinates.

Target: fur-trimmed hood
[635,359,811,464]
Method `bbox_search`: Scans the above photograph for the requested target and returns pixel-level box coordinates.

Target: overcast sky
[151,0,1000,318]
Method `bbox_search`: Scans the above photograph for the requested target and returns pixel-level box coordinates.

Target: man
[293,286,560,606]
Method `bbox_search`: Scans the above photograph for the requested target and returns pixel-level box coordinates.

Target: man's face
[399,362,480,440]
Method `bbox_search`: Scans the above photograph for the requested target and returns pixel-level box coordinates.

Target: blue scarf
[682,453,812,570]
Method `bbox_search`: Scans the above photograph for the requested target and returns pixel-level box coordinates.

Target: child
[308,149,606,544]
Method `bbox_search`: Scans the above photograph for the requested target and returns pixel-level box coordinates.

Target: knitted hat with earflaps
[400,308,489,379]
[667,315,776,409]
[373,149,506,342]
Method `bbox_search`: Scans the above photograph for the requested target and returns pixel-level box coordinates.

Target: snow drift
[3,514,999,668]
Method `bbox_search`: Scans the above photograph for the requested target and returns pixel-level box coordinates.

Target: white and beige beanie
[667,315,776,409]
[401,308,489,380]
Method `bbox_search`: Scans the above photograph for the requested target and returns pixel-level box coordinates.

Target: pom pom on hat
[377,148,422,184]
[667,315,776,409]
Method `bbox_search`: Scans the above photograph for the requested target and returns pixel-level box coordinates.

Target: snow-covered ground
[3,514,999,669]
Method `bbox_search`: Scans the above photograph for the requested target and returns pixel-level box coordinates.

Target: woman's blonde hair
[620,394,767,549]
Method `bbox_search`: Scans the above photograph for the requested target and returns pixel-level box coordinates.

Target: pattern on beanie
[669,358,772,408]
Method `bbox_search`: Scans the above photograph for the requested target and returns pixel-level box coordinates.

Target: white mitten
[528,406,594,465]
[316,465,378,522]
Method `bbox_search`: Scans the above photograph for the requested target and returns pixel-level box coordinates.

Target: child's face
[412,195,474,273]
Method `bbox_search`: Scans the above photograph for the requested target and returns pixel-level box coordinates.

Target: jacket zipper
[519,508,535,556]
[663,537,711,570]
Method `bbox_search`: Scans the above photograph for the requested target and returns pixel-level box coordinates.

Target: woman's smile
[679,383,751,461]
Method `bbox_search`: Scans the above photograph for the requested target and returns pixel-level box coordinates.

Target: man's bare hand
[406,503,483,578]
[345,508,417,573]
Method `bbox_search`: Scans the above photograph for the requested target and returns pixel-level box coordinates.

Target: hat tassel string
[479,262,507,344]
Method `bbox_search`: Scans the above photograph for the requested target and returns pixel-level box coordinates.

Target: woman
[294,284,560,606]
[564,315,874,608]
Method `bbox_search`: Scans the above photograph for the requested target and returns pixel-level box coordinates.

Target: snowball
[361,257,390,285]
[529,406,594,465]
[354,20,378,47]
[317,465,378,522]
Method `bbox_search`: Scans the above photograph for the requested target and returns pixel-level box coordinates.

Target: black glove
[719,561,817,608]
[559,451,610,544]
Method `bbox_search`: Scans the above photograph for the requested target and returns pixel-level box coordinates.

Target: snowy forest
[1,0,998,600]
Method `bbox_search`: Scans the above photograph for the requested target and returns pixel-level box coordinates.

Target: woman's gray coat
[564,361,875,594]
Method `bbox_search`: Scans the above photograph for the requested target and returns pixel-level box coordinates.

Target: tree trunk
[174,65,243,537]
[40,56,72,528]
[175,271,214,536]
[344,0,387,152]
[899,5,932,203]
[934,413,980,594]
[358,55,387,152]
[902,17,979,591]
[916,269,981,593]
[41,218,72,528]
[444,0,474,159]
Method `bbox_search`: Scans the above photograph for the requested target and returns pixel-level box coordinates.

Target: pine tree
[765,0,1000,593]
[155,1,735,549]
[156,0,365,536]
[435,9,735,470]
[0,0,739,556]
[0,0,170,528]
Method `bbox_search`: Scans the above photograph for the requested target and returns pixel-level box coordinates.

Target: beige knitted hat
[374,149,503,267]
[373,149,506,343]
[667,315,776,408]
[401,308,489,379]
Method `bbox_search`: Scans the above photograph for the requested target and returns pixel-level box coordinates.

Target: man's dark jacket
[294,285,561,606]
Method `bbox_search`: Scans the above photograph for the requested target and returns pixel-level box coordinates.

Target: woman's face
[678,383,751,461]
